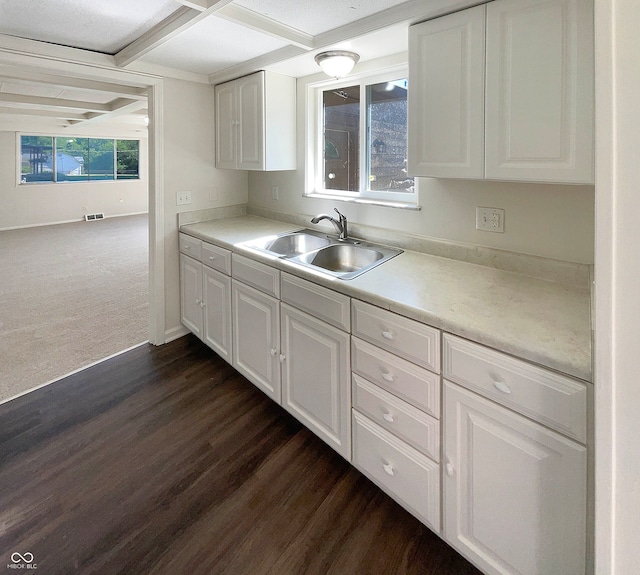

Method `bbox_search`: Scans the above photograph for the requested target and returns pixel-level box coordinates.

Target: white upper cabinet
[408,0,594,184]
[485,0,594,183]
[215,70,296,171]
[408,5,486,179]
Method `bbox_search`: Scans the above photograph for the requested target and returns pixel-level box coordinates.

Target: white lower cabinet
[180,234,591,574]
[280,302,350,459]
[350,301,442,533]
[442,338,588,575]
[232,279,281,402]
[180,251,232,363]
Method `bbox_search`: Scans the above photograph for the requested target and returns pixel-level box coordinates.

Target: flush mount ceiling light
[314,50,360,79]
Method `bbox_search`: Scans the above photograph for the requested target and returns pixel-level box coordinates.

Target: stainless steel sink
[240,229,402,280]
[242,229,331,257]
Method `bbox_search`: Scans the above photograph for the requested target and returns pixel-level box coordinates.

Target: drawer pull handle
[445,462,455,477]
[382,412,394,423]
[382,463,395,476]
[493,380,511,394]
[184,245,190,249]
[208,256,216,260]
[279,354,286,362]
[381,330,394,340]
[381,371,394,383]
[270,348,277,356]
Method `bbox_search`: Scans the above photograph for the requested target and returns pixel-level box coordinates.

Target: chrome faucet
[311,208,348,240]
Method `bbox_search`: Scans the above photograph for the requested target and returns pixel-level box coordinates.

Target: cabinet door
[202,266,232,364]
[180,254,203,339]
[408,5,485,178]
[236,72,264,171]
[280,303,350,459]
[485,0,594,183]
[443,381,587,575]
[232,280,280,402]
[215,80,237,169]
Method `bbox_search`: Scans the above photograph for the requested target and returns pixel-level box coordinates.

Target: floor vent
[85,213,105,221]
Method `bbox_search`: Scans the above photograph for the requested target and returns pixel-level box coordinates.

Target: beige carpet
[0,214,148,403]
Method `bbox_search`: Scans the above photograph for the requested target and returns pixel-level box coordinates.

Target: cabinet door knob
[382,462,395,476]
[382,411,394,423]
[195,298,200,304]
[381,371,394,383]
[270,348,277,356]
[279,354,286,362]
[381,330,394,340]
[200,301,206,308]
[445,462,455,477]
[493,380,511,394]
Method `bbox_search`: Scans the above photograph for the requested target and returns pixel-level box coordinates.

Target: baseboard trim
[0,212,149,232]
[164,325,190,344]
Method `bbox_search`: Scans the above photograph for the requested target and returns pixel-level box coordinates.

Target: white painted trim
[147,80,166,346]
[0,341,149,406]
[0,212,148,232]
[217,4,314,49]
[165,325,190,343]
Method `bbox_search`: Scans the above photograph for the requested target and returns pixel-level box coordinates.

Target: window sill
[304,193,421,211]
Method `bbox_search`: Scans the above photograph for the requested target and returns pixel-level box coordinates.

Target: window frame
[17,134,140,185]
[305,64,418,208]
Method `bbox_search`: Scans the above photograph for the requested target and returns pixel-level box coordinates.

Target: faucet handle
[334,207,346,222]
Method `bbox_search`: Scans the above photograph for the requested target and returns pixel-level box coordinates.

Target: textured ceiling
[0,0,178,54]
[0,0,436,130]
[234,0,414,35]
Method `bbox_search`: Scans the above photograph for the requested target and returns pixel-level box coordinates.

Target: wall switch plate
[177,191,192,205]
[476,207,505,233]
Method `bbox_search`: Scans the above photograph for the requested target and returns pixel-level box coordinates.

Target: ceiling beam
[0,92,119,112]
[115,0,236,67]
[67,99,147,127]
[216,5,314,50]
[0,69,147,99]
[0,106,85,120]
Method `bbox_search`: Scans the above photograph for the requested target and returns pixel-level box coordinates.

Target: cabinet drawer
[352,300,440,373]
[232,254,280,297]
[352,337,440,418]
[202,242,231,275]
[179,233,202,261]
[281,272,350,331]
[352,374,440,461]
[352,410,440,532]
[443,334,588,443]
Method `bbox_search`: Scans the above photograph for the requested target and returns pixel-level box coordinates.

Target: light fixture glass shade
[314,50,360,79]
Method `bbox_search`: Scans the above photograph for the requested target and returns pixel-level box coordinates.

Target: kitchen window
[19,135,139,183]
[306,67,417,207]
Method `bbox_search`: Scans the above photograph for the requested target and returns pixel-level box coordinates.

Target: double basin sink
[241,229,403,280]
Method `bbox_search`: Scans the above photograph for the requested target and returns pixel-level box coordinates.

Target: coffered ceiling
[0,0,479,131]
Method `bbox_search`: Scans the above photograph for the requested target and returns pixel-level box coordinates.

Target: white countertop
[181,216,592,382]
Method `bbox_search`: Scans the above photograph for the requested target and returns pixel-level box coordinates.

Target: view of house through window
[317,74,414,203]
[20,136,140,183]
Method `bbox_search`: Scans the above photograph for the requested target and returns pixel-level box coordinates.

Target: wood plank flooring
[0,335,482,575]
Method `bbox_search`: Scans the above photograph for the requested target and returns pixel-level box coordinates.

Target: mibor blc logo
[7,552,37,570]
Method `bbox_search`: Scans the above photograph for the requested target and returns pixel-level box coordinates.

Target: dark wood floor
[0,335,482,575]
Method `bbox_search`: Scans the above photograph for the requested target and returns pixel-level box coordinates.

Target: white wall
[0,130,148,229]
[249,65,595,265]
[594,0,640,573]
[161,77,248,337]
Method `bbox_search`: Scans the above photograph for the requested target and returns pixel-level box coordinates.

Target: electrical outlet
[271,186,279,201]
[476,207,505,233]
[177,191,192,205]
